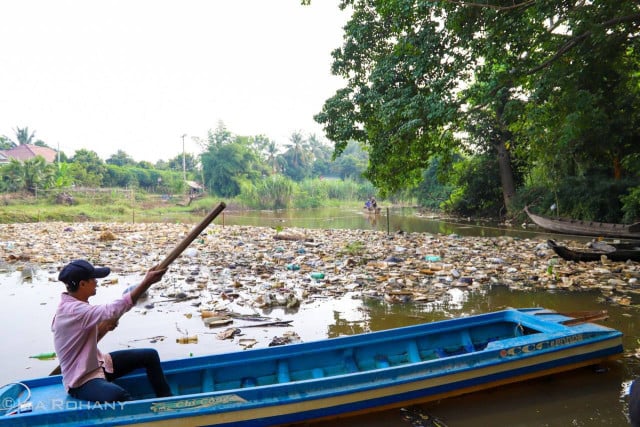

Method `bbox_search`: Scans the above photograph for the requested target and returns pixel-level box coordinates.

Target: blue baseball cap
[58,259,111,290]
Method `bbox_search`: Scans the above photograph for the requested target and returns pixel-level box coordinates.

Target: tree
[22,156,55,194]
[106,150,136,167]
[330,141,368,180]
[282,131,312,181]
[166,153,197,174]
[0,159,24,192]
[70,149,107,187]
[200,130,266,197]
[12,126,36,145]
[0,135,14,150]
[264,140,284,175]
[316,0,640,216]
[54,162,75,188]
[0,156,55,194]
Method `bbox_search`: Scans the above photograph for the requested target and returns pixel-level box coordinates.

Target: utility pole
[181,134,187,182]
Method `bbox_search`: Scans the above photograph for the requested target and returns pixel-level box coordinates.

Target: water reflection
[211,206,555,240]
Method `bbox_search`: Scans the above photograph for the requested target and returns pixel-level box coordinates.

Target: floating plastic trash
[176,336,198,344]
[286,264,300,271]
[310,272,325,280]
[29,352,56,360]
[425,255,441,262]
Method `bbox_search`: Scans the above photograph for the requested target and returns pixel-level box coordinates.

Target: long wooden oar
[49,201,226,376]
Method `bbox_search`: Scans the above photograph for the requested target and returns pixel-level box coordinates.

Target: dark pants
[68,348,172,403]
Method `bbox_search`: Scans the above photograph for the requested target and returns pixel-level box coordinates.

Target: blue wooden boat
[0,308,622,426]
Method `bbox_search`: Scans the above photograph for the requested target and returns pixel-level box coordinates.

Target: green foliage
[12,126,36,145]
[0,135,14,150]
[520,176,640,223]
[282,131,313,181]
[200,126,266,198]
[241,175,295,209]
[316,0,640,219]
[0,156,55,194]
[106,150,136,167]
[293,179,328,208]
[70,149,106,186]
[166,152,197,173]
[341,241,365,256]
[442,155,503,217]
[414,157,454,210]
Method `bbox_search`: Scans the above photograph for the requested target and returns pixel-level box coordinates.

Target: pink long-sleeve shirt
[51,292,133,391]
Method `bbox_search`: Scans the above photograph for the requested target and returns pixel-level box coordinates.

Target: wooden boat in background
[524,206,640,239]
[0,308,622,427]
[547,239,640,262]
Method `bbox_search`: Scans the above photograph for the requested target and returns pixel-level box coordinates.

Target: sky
[0,0,350,163]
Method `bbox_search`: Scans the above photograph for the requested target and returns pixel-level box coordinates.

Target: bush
[621,186,640,223]
[244,175,295,209]
[441,155,503,217]
[519,176,640,223]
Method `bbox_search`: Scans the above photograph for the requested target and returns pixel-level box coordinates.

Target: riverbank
[1,221,639,308]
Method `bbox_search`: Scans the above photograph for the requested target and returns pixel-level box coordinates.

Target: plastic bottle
[29,352,56,360]
[286,263,300,271]
[310,272,325,280]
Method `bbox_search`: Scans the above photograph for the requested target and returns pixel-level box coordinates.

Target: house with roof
[0,144,57,164]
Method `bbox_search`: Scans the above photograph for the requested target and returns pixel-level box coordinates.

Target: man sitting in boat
[52,260,172,402]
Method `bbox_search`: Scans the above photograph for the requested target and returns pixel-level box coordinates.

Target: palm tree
[285,131,311,169]
[266,141,281,175]
[22,156,48,194]
[13,127,36,145]
[1,159,24,192]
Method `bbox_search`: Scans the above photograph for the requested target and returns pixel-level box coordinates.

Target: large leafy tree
[106,150,136,167]
[70,149,107,187]
[200,125,266,197]
[316,0,640,214]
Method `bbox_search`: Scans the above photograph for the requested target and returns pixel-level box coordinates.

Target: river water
[0,207,637,426]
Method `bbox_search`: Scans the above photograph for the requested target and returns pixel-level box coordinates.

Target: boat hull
[525,206,640,239]
[548,239,640,262]
[0,308,623,427]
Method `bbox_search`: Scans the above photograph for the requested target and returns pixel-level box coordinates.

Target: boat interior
[110,319,543,399]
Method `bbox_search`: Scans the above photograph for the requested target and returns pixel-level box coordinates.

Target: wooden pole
[387,207,390,235]
[158,202,226,269]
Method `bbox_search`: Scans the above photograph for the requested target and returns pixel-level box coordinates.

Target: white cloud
[0,0,348,162]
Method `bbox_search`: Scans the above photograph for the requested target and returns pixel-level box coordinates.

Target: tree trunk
[492,90,517,215]
[495,139,516,212]
[613,154,621,180]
